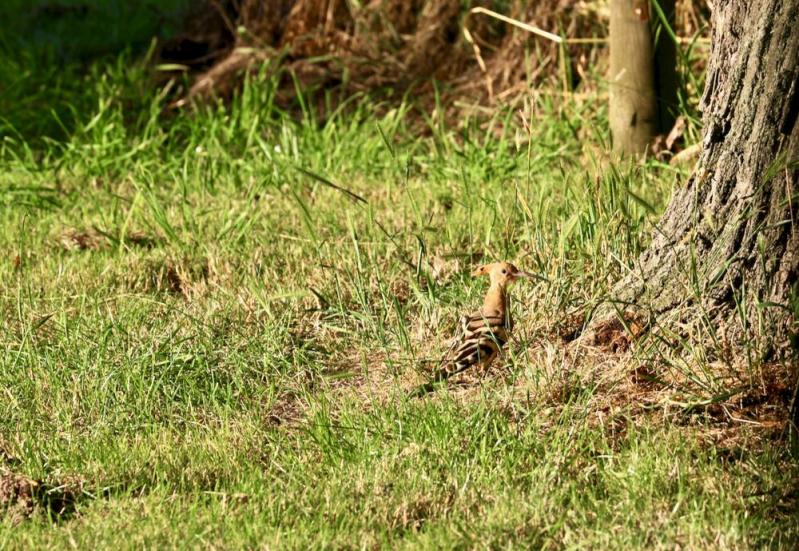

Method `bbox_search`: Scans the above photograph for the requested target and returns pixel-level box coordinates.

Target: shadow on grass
[0,0,191,143]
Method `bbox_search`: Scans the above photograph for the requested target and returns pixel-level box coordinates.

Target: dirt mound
[0,469,85,524]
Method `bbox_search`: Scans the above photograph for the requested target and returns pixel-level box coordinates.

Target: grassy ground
[2,7,798,549]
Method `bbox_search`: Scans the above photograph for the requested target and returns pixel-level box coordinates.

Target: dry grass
[159,0,711,118]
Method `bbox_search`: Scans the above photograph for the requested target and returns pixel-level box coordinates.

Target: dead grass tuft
[132,256,211,298]
[159,1,712,123]
[160,1,605,116]
[59,228,103,251]
[123,230,159,249]
[263,393,307,428]
[58,228,158,252]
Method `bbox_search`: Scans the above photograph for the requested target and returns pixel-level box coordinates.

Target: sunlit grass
[1,24,797,550]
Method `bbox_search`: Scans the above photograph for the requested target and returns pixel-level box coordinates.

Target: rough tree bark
[602,0,799,347]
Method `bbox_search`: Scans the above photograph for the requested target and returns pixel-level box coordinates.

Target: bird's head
[471,261,539,286]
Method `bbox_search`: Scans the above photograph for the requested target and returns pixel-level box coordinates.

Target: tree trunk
[609,0,659,154]
[609,0,680,155]
[602,0,799,348]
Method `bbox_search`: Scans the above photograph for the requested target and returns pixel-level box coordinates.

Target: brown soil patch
[1,470,86,524]
[0,471,37,524]
[555,310,587,343]
[583,310,648,353]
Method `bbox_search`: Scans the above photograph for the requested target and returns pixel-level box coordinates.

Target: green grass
[0,0,190,142]
[1,14,798,549]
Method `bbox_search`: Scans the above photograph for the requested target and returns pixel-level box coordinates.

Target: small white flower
[195,145,204,154]
[273,145,282,153]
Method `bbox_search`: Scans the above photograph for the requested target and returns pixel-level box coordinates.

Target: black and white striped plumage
[448,308,511,375]
[410,261,538,398]
[408,309,511,398]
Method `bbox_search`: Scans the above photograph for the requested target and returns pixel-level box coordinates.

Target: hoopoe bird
[409,261,539,398]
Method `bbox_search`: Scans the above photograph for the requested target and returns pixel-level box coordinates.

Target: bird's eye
[501,269,507,274]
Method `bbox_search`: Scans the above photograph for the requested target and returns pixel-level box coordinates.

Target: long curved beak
[513,269,549,282]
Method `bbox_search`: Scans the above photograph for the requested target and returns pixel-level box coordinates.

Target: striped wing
[436,309,510,380]
[407,309,512,398]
